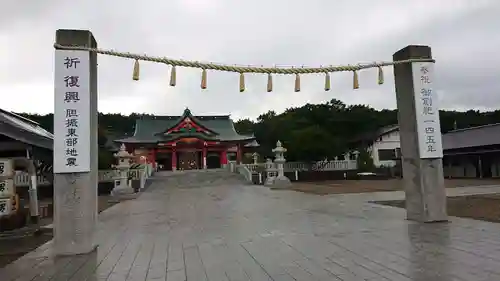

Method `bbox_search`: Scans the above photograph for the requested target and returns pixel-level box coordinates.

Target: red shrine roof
[114,108,257,146]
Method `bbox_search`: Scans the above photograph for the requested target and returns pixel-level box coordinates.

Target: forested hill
[17,99,500,162]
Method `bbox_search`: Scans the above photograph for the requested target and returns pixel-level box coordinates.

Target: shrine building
[114,108,258,171]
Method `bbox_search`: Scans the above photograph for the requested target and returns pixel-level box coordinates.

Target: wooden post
[393,45,447,222]
[53,29,98,255]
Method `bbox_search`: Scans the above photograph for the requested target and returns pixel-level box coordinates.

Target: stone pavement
[2,171,500,280]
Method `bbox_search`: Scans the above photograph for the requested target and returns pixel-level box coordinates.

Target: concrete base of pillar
[108,192,139,203]
[111,181,136,201]
[264,176,275,186]
[270,175,292,189]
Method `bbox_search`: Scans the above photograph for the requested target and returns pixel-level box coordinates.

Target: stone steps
[151,169,247,188]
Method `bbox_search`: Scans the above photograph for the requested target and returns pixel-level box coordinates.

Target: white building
[361,123,500,178]
[366,125,400,168]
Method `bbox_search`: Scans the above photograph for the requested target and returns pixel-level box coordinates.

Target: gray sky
[1,0,499,120]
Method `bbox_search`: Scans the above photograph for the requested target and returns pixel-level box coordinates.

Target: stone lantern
[270,140,291,188]
[264,158,276,186]
[111,144,135,197]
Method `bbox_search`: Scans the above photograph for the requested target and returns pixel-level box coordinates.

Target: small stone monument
[344,152,351,160]
[111,144,136,200]
[264,158,276,186]
[353,151,360,160]
[270,140,291,189]
[252,152,259,164]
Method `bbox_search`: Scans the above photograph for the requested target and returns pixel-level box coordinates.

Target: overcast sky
[1,0,499,120]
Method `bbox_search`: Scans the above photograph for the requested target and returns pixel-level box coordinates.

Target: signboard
[0,159,14,177]
[0,180,14,197]
[54,50,91,173]
[412,62,443,159]
[0,198,12,216]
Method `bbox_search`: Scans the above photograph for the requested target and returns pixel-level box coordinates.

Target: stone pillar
[393,45,447,222]
[54,29,98,255]
[171,147,177,171]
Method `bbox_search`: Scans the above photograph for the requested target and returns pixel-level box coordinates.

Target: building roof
[114,108,256,144]
[364,123,500,151]
[0,109,53,150]
[349,124,399,147]
[442,123,500,150]
[376,124,399,138]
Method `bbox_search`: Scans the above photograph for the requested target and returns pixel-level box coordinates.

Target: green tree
[15,101,500,166]
[356,148,375,172]
[98,127,116,169]
[287,125,340,162]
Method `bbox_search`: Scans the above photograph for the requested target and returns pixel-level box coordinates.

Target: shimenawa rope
[54,43,434,92]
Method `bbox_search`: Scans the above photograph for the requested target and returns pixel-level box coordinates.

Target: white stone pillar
[53,29,98,255]
[393,45,447,222]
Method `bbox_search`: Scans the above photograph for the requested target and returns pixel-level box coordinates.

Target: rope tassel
[324,72,331,91]
[132,59,140,81]
[170,65,176,86]
[353,71,359,89]
[267,73,273,92]
[294,74,301,92]
[239,73,245,92]
[377,66,384,85]
[201,69,207,89]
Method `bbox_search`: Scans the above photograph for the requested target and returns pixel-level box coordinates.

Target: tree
[16,100,500,166]
[356,148,375,172]
[98,128,115,169]
[287,126,340,162]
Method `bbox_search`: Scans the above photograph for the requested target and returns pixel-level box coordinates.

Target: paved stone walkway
[3,172,500,280]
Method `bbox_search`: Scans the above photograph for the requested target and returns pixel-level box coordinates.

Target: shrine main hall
[114,108,258,171]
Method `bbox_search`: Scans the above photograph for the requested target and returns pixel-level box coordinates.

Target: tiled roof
[367,123,500,151]
[0,109,53,150]
[442,123,500,150]
[114,108,255,144]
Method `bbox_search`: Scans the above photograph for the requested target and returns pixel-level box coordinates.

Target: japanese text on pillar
[414,62,443,158]
[54,50,90,173]
[63,57,81,168]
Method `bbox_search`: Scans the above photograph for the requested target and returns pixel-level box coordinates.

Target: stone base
[270,175,292,189]
[56,244,98,257]
[109,192,139,203]
[264,176,275,186]
[111,186,136,202]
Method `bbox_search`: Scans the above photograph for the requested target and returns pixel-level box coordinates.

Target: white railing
[284,162,309,171]
[245,164,261,172]
[236,165,253,183]
[14,169,148,187]
[242,160,357,173]
[312,160,358,171]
